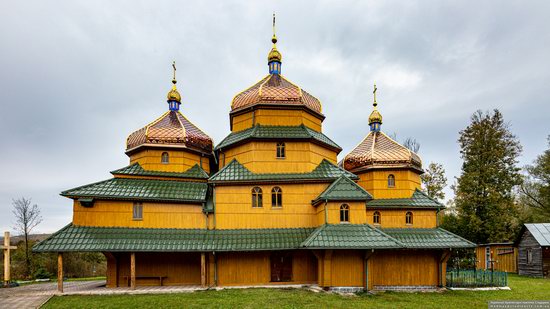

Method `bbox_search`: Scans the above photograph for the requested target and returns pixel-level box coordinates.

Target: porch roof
[381,228,476,249]
[301,224,403,249]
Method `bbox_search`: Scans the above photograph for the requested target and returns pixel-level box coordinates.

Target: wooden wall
[129,149,210,174]
[475,245,518,273]
[231,109,323,132]
[365,209,437,228]
[330,250,364,287]
[109,252,201,286]
[219,141,337,173]
[357,170,421,199]
[216,251,317,286]
[215,183,329,229]
[73,200,207,229]
[370,250,439,287]
[325,202,367,225]
[518,229,544,277]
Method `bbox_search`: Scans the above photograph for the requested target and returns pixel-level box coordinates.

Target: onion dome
[231,74,322,115]
[341,131,422,173]
[126,63,213,154]
[368,84,382,132]
[341,84,422,173]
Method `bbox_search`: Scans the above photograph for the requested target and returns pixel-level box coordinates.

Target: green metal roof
[32,224,475,253]
[366,189,445,209]
[111,163,209,179]
[312,175,373,205]
[301,224,403,249]
[215,125,341,152]
[61,178,208,203]
[32,224,314,252]
[381,228,476,248]
[209,159,359,184]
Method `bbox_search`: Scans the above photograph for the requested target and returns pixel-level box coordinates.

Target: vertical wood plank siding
[518,230,544,278]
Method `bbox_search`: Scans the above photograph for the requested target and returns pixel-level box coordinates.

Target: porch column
[130,252,136,290]
[201,252,207,287]
[312,250,324,286]
[439,249,452,287]
[57,253,63,293]
[364,250,375,291]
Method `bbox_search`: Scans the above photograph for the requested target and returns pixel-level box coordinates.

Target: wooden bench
[124,276,167,287]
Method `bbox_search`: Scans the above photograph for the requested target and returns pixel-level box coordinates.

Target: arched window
[340,204,350,223]
[406,211,413,225]
[161,152,169,164]
[387,174,395,188]
[271,187,282,208]
[252,187,263,208]
[373,211,381,225]
[276,142,286,158]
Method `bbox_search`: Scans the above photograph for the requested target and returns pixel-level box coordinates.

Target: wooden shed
[516,223,550,278]
[475,243,517,273]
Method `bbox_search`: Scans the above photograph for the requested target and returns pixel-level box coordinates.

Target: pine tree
[421,162,447,201]
[454,110,522,243]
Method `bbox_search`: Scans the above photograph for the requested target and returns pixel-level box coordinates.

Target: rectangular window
[133,202,143,220]
[527,249,533,265]
[276,142,285,159]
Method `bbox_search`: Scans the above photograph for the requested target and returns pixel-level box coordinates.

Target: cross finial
[373,83,378,107]
[272,13,277,44]
[172,61,177,84]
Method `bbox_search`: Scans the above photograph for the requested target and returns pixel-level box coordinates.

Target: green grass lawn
[43,275,550,309]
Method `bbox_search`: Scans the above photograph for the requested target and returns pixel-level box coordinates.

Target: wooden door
[271,252,292,282]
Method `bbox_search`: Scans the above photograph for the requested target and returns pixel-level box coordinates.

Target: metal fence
[446,269,508,288]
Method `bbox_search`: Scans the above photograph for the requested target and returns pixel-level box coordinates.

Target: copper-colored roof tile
[126,111,213,153]
[231,74,322,115]
[342,131,422,172]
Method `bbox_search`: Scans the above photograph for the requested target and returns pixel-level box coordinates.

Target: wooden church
[34,18,474,291]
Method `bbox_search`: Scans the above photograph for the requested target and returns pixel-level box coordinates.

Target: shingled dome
[126,111,213,154]
[341,131,422,173]
[231,74,322,116]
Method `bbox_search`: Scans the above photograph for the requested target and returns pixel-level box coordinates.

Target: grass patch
[66,276,106,282]
[43,275,550,309]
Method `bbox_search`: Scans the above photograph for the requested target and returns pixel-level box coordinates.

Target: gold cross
[172,61,177,81]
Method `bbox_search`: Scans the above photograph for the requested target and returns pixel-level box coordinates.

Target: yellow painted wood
[219,142,337,173]
[215,183,330,229]
[325,202,367,225]
[357,170,421,199]
[217,251,316,286]
[129,149,210,174]
[370,250,439,287]
[73,200,206,229]
[231,109,322,132]
[331,250,364,287]
[366,209,437,228]
[57,253,63,292]
[115,252,201,286]
[112,174,207,182]
[476,245,518,273]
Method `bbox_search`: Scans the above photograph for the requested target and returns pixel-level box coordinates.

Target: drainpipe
[436,208,440,227]
[213,251,218,286]
[324,200,328,224]
[213,184,216,229]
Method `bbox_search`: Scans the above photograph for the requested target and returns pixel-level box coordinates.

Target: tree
[12,197,42,278]
[403,137,421,153]
[520,135,550,220]
[453,110,522,243]
[421,162,447,201]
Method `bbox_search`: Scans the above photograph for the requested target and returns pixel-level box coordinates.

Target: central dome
[230,74,323,116]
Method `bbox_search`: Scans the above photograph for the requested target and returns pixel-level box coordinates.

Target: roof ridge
[366,224,406,247]
[413,188,445,208]
[300,224,326,247]
[61,178,116,196]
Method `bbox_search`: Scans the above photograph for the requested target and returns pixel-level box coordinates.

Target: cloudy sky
[1,1,549,234]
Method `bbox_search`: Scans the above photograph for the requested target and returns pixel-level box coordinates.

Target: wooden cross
[2,231,17,286]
